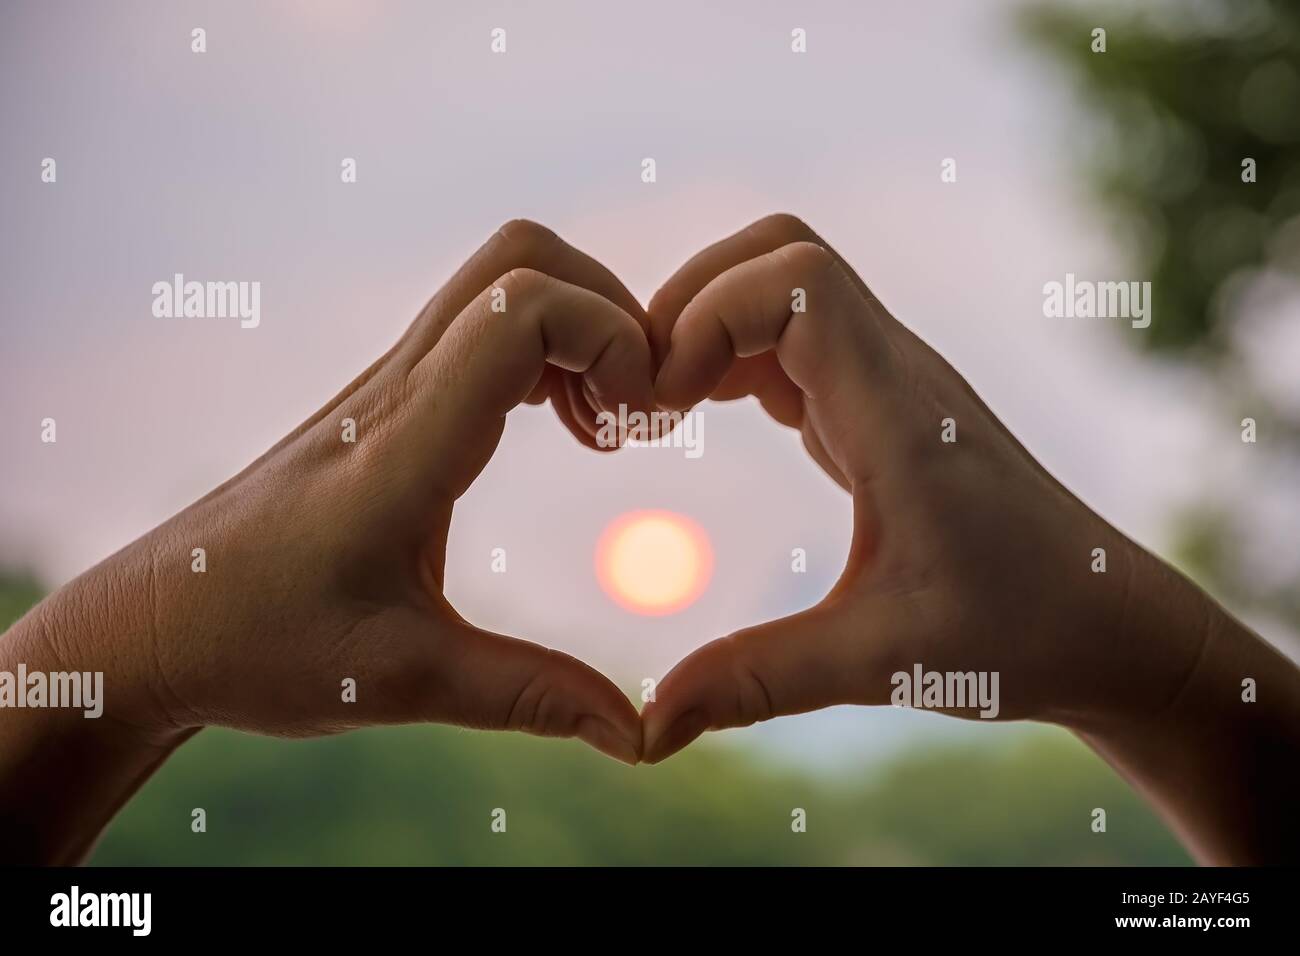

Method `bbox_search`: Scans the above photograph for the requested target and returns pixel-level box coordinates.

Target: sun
[595,511,713,616]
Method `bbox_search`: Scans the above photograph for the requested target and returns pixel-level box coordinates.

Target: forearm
[1071,552,1300,865]
[0,549,193,864]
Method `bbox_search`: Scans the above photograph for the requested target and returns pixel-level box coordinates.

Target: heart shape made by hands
[509,212,1131,765]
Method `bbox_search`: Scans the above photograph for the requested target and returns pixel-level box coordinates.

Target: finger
[560,371,607,445]
[523,368,630,452]
[396,219,649,371]
[426,268,655,419]
[406,269,655,498]
[447,623,642,765]
[522,364,561,406]
[641,601,897,764]
[522,366,619,453]
[654,241,897,413]
[714,353,806,428]
[653,216,1023,474]
[243,222,642,485]
[648,213,886,362]
[356,612,642,764]
[549,387,620,453]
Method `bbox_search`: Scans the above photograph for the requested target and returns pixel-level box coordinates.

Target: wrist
[0,569,194,863]
[23,538,196,744]
[1047,532,1221,735]
[1059,534,1300,740]
[1067,582,1300,864]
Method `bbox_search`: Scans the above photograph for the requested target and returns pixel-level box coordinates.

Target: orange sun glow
[595,510,713,616]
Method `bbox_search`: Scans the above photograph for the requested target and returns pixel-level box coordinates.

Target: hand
[639,214,1300,863]
[2,219,657,861]
[137,220,657,752]
[641,213,1170,749]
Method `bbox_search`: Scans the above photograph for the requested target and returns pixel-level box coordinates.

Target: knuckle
[754,211,814,242]
[494,266,550,301]
[701,633,771,729]
[494,218,556,257]
[776,239,836,279]
[504,666,558,734]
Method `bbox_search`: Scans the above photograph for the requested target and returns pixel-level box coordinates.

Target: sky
[2,0,1296,767]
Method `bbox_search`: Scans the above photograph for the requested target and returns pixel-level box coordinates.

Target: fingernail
[653,351,675,392]
[646,708,709,764]
[581,377,608,416]
[578,715,640,766]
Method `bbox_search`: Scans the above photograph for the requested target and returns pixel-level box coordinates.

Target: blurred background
[1,0,1296,864]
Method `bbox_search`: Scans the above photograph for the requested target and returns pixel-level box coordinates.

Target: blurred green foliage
[0,573,1188,865]
[0,570,44,632]
[89,724,1188,866]
[1020,0,1300,356]
[1021,0,1300,633]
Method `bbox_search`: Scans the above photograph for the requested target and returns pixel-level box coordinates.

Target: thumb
[350,608,643,765]
[641,600,896,764]
[434,620,644,766]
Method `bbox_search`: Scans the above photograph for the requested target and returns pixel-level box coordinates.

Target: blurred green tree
[1021,0,1300,354]
[1020,0,1300,629]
